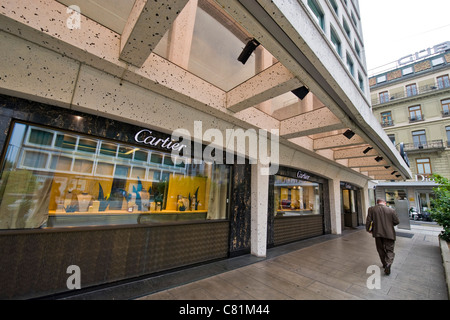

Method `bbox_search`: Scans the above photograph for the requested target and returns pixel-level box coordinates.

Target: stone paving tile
[138,224,448,300]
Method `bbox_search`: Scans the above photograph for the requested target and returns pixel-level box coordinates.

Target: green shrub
[430,174,450,242]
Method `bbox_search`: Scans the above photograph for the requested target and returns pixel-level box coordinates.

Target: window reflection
[0,123,230,229]
[274,175,322,217]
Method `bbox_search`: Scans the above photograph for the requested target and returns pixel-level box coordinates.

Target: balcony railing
[402,140,445,152]
[409,115,425,123]
[381,120,394,127]
[372,82,450,106]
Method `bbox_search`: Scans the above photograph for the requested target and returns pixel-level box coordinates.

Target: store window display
[0,122,230,229]
[273,175,322,217]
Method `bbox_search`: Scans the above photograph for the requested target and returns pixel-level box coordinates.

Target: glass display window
[273,175,323,217]
[0,122,231,229]
[385,189,407,209]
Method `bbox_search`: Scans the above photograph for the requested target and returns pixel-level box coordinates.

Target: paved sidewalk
[138,223,448,300]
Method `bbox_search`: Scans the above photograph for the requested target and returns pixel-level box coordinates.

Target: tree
[430,174,450,242]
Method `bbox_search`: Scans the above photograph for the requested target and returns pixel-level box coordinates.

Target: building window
[388,134,396,145]
[379,91,389,103]
[346,52,354,76]
[412,130,427,148]
[377,75,387,84]
[351,12,358,29]
[446,126,450,147]
[0,122,231,230]
[416,158,432,176]
[442,98,450,117]
[329,0,338,15]
[358,73,364,92]
[406,83,418,97]
[343,18,351,39]
[308,0,325,30]
[330,26,341,56]
[355,40,361,58]
[381,111,393,127]
[437,75,450,89]
[432,57,445,66]
[409,105,423,122]
[402,67,414,76]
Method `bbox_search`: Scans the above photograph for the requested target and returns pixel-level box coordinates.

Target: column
[361,183,370,225]
[328,178,342,235]
[251,162,269,257]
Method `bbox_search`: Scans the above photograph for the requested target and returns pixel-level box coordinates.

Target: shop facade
[340,182,364,229]
[0,96,256,299]
[0,0,412,299]
[375,180,438,219]
[268,166,330,247]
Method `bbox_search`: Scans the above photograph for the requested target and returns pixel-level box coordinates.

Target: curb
[439,238,450,300]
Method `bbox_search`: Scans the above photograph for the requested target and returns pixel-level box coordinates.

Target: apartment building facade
[370,44,450,215]
[0,0,410,299]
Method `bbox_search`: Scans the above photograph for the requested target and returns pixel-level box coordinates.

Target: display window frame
[0,120,232,230]
[270,167,326,219]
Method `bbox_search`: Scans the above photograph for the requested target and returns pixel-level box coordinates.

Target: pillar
[328,178,342,235]
[251,162,269,257]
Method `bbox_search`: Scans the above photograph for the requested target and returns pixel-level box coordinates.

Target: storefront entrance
[341,182,361,228]
[416,190,435,220]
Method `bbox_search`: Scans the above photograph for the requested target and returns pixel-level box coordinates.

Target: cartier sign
[296,171,311,180]
[398,41,450,66]
[134,129,187,152]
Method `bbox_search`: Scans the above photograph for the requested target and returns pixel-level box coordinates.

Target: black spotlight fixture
[396,175,401,178]
[375,156,383,162]
[343,129,356,140]
[363,147,373,154]
[391,171,397,175]
[384,166,391,169]
[238,38,260,65]
[292,86,310,100]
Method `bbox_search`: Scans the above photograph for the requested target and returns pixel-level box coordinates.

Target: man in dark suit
[366,199,400,275]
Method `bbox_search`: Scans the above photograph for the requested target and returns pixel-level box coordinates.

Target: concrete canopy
[0,0,411,181]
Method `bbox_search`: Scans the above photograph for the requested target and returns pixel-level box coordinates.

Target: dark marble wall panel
[228,163,252,256]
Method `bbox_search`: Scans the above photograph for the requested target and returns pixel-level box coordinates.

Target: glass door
[416,191,435,221]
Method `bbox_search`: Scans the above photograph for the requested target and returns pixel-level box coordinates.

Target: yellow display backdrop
[166,175,208,211]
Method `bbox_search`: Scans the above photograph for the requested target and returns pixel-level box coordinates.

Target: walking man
[366,199,400,275]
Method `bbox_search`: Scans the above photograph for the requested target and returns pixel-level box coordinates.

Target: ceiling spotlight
[375,156,383,162]
[363,147,373,154]
[396,175,401,178]
[238,38,260,65]
[384,166,391,169]
[292,86,310,100]
[343,129,356,140]
[391,171,397,175]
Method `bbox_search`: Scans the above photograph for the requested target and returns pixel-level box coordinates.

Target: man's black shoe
[384,264,391,275]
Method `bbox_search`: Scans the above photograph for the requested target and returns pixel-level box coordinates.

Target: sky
[359,0,450,76]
